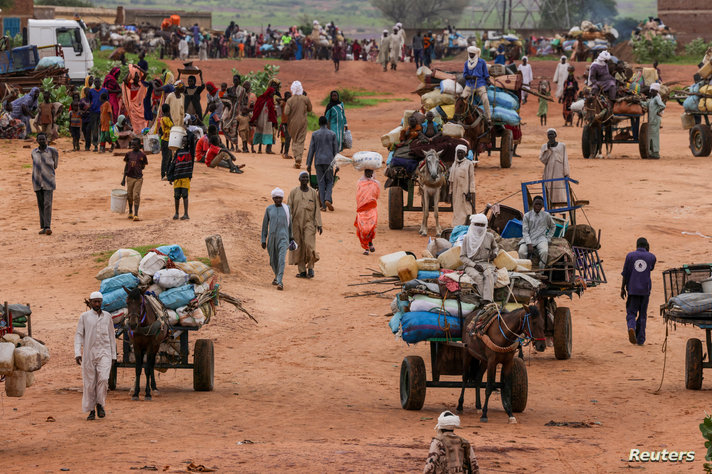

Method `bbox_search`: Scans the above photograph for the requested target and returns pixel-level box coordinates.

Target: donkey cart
[400,339,528,413]
[660,264,712,390]
[109,326,214,392]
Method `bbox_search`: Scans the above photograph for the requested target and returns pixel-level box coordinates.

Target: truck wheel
[690,124,712,157]
[510,357,528,413]
[553,307,572,360]
[193,339,214,391]
[639,122,650,159]
[108,362,117,391]
[388,186,404,230]
[499,129,513,168]
[686,338,703,390]
[582,124,600,159]
[400,356,426,410]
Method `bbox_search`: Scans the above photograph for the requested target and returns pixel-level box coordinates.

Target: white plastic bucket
[702,278,712,293]
[111,189,128,214]
[143,134,160,154]
[168,126,186,150]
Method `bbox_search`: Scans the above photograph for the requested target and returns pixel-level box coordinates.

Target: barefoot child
[354,168,379,255]
[168,135,194,220]
[537,80,550,127]
[69,99,82,151]
[99,92,114,153]
[159,103,173,179]
[121,137,148,221]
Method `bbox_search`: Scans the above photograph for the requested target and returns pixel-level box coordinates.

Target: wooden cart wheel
[499,128,513,169]
[193,339,214,391]
[638,122,650,159]
[510,356,528,413]
[388,186,404,230]
[108,361,117,391]
[400,355,426,410]
[553,307,572,360]
[581,124,601,159]
[690,124,712,157]
[685,338,703,390]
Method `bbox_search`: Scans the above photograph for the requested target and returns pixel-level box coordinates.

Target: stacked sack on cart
[383,232,544,344]
[0,333,50,397]
[681,62,712,123]
[95,244,217,329]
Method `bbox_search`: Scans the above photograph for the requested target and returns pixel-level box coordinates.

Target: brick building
[0,0,34,38]
[658,0,712,44]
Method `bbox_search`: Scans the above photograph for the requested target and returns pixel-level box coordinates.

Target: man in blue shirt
[621,237,656,345]
[460,46,491,123]
[306,116,338,211]
[87,77,108,152]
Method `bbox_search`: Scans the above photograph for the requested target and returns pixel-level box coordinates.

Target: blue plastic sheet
[159,284,195,310]
[156,245,187,263]
[101,288,128,312]
[401,311,462,343]
[100,273,139,294]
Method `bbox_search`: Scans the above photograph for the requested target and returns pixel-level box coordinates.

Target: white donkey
[416,149,448,236]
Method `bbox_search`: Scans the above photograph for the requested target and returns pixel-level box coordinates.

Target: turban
[650,82,661,91]
[271,187,284,198]
[547,128,557,135]
[522,56,528,61]
[467,45,479,55]
[435,411,461,430]
[290,81,303,96]
[174,79,184,87]
[455,144,468,155]
[383,29,389,35]
[299,170,309,178]
[90,291,103,300]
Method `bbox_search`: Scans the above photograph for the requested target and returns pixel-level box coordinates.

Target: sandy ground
[1,58,711,473]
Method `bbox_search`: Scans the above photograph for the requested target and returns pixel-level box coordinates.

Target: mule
[454,94,490,159]
[416,148,447,236]
[124,286,168,401]
[458,305,546,423]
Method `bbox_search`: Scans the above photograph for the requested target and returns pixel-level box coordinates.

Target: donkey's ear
[436,150,443,157]
[123,285,130,294]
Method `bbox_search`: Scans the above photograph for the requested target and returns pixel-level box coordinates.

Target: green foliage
[318,88,404,109]
[231,64,280,96]
[40,77,72,135]
[700,414,712,472]
[686,38,712,59]
[307,111,319,131]
[538,0,617,29]
[90,49,166,83]
[93,244,164,263]
[632,35,676,63]
[35,0,94,6]
[370,0,468,28]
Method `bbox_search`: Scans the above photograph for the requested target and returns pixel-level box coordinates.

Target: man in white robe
[448,144,476,226]
[552,55,569,101]
[518,196,555,268]
[540,128,570,206]
[75,292,117,420]
[518,56,533,103]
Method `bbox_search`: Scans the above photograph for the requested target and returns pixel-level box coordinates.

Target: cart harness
[125,294,166,338]
[473,305,540,353]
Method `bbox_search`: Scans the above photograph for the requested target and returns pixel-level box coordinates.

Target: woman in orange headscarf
[121,64,148,134]
[354,169,380,255]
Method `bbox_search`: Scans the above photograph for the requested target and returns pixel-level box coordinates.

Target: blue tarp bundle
[100,273,139,294]
[159,284,195,309]
[156,245,187,263]
[401,311,462,343]
[101,288,128,312]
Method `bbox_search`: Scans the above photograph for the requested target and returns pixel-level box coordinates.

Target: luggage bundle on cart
[660,264,712,389]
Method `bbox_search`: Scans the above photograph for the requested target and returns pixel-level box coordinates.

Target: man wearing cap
[74,292,116,420]
[448,144,476,226]
[644,83,665,159]
[424,411,479,474]
[458,46,491,124]
[540,128,570,204]
[378,30,390,72]
[261,187,293,290]
[519,196,555,269]
[518,56,533,103]
[288,172,322,279]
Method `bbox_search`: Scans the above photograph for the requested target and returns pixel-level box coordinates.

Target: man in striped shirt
[31,132,59,235]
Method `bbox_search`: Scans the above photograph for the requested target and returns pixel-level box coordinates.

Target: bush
[685,38,711,59]
[632,35,676,63]
[231,64,280,96]
[40,77,72,135]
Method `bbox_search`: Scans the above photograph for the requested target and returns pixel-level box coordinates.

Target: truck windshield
[56,28,83,52]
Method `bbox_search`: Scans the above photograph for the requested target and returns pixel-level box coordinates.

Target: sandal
[272,279,278,286]
[369,243,375,253]
[277,283,283,290]
[296,272,307,278]
[363,250,370,255]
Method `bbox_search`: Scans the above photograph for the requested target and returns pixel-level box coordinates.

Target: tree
[370,0,468,28]
[538,0,617,30]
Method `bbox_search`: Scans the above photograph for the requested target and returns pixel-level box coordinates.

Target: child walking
[69,99,82,151]
[159,103,173,180]
[99,92,114,153]
[121,138,148,221]
[167,135,194,220]
[37,90,56,139]
[537,80,551,127]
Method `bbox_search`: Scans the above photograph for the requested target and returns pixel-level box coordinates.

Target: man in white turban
[552,55,569,101]
[448,144,476,226]
[288,171,323,279]
[424,411,480,473]
[378,29,390,71]
[459,45,491,123]
[262,187,293,290]
[540,128,570,202]
[285,81,313,168]
[75,291,116,420]
[460,214,498,303]
[644,82,665,159]
[518,56,533,103]
[588,50,616,101]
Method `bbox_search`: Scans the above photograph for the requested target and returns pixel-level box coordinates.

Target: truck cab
[27,19,93,82]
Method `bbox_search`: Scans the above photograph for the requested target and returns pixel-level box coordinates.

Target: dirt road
[1,58,709,472]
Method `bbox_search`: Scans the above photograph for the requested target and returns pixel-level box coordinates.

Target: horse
[124,286,168,401]
[416,148,447,236]
[457,304,546,423]
[454,94,490,159]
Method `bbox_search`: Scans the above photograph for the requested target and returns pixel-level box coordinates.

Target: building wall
[124,10,212,30]
[658,0,712,43]
[0,0,34,36]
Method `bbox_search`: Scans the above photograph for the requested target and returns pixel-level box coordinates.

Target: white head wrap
[383,29,389,35]
[650,82,661,92]
[290,80,303,96]
[271,187,284,198]
[467,46,480,69]
[174,79,183,86]
[596,50,611,65]
[547,128,556,135]
[396,22,402,29]
[435,411,461,430]
[299,170,309,178]
[467,45,479,55]
[560,55,567,62]
[90,291,103,300]
[464,214,488,258]
[522,56,528,61]
[455,144,468,160]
